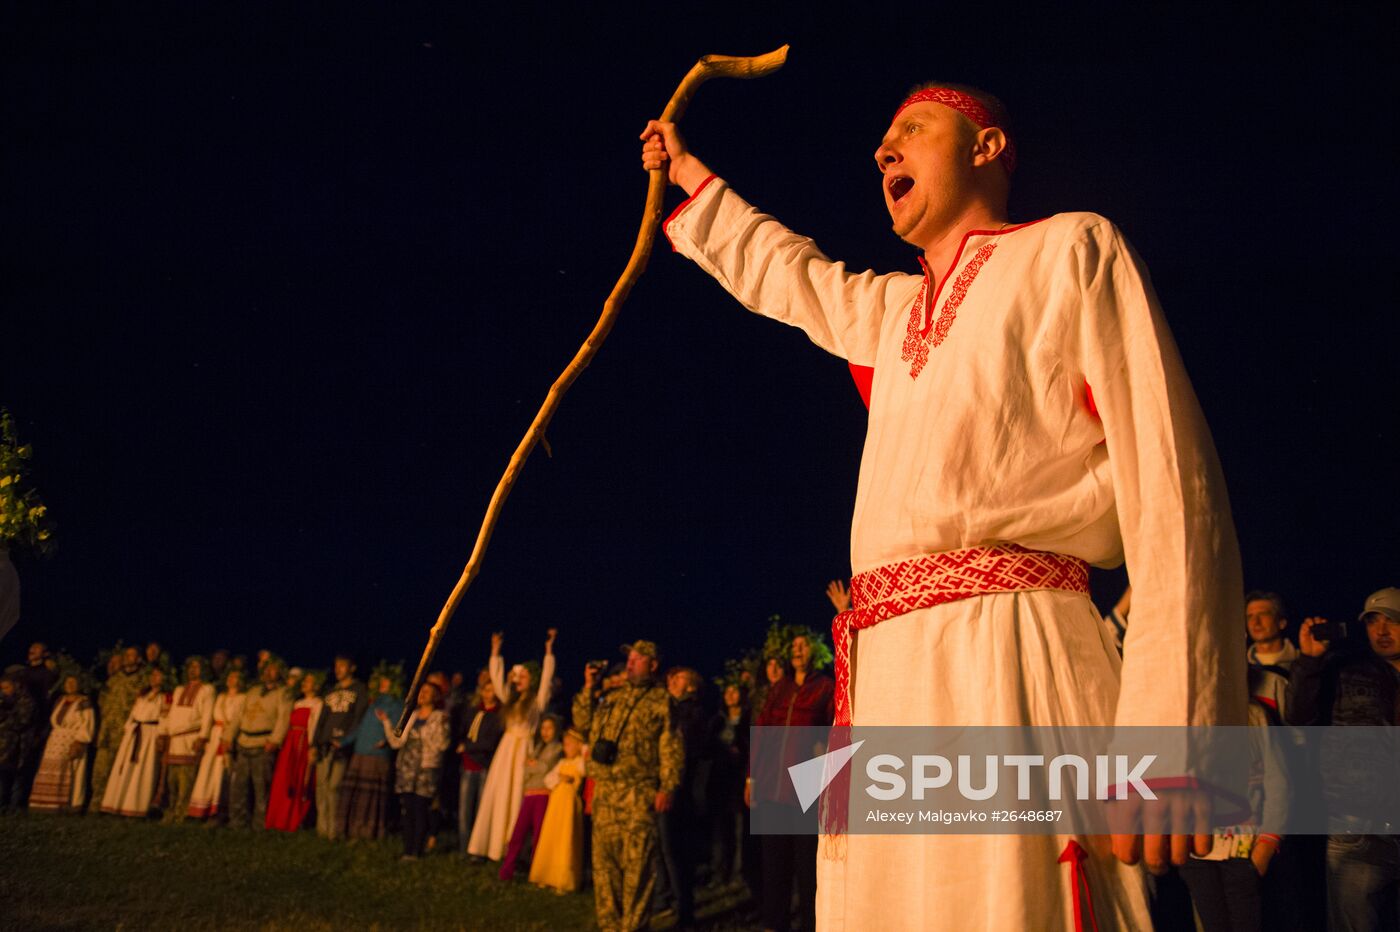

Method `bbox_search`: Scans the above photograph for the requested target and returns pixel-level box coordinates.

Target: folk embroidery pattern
[829,543,1089,726]
[900,242,999,380]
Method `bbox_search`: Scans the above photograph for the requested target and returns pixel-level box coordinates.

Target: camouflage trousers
[591,780,660,932]
[90,740,121,803]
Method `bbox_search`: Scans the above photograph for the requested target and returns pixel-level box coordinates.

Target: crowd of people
[1,580,1397,932]
[0,582,846,932]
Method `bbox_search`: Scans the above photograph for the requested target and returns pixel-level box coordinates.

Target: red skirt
[265,707,314,832]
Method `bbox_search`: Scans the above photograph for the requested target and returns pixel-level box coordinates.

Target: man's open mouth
[888,175,914,202]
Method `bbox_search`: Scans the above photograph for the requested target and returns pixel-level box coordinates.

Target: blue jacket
[350,693,403,758]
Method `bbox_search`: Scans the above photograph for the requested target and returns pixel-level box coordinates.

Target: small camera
[1311,620,1349,642]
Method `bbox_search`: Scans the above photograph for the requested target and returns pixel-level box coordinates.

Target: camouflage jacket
[573,678,682,794]
[0,688,36,769]
[97,668,145,747]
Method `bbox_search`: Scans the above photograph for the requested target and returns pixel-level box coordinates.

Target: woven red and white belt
[832,543,1089,726]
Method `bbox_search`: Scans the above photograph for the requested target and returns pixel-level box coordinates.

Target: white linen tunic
[189,690,245,818]
[466,653,556,860]
[162,681,215,766]
[665,179,1246,931]
[101,690,169,817]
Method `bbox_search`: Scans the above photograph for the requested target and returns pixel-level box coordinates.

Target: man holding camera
[1288,587,1400,931]
[573,640,683,932]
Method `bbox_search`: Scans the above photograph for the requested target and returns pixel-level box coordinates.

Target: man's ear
[972,127,1008,169]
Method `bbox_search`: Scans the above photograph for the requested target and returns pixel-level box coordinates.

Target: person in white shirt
[642,81,1244,930]
[160,656,215,823]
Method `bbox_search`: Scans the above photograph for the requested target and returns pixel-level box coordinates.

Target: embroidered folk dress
[188,690,245,818]
[101,689,170,817]
[265,696,322,831]
[28,696,95,811]
[467,653,557,860]
[665,179,1245,932]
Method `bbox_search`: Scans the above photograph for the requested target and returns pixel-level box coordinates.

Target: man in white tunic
[642,84,1245,930]
[160,656,215,822]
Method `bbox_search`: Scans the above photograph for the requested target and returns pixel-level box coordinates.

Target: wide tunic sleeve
[381,713,411,750]
[75,702,95,744]
[221,694,240,745]
[488,655,506,702]
[1071,219,1246,729]
[196,684,215,740]
[663,178,914,367]
[535,653,557,714]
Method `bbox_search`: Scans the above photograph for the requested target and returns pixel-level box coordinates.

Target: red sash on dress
[831,543,1090,727]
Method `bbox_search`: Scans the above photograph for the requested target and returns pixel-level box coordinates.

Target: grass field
[0,812,759,931]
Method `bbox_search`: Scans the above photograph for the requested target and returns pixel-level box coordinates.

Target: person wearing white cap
[1288,587,1400,932]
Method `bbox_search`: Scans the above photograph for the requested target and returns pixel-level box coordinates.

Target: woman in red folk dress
[265,669,323,832]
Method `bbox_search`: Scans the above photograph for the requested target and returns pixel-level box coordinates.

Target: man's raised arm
[641,121,912,368]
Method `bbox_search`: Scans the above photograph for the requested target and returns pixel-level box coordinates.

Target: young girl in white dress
[188,669,246,819]
[466,628,556,860]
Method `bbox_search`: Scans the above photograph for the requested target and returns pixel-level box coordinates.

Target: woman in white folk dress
[466,628,557,861]
[101,666,171,817]
[28,675,95,812]
[188,669,246,820]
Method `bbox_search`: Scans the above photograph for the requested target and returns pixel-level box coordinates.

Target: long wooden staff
[397,45,790,732]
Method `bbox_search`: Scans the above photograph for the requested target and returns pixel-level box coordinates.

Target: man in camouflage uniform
[91,646,145,802]
[573,640,683,932]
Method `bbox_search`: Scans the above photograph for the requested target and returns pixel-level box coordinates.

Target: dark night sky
[3,5,1396,682]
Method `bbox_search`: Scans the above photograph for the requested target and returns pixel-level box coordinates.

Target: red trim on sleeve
[848,364,874,409]
[661,174,719,252]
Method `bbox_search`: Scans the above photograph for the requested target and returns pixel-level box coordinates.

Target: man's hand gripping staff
[395,46,790,735]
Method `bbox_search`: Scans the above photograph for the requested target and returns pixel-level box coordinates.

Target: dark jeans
[457,769,486,853]
[657,805,696,923]
[710,804,744,880]
[760,831,817,932]
[229,746,275,829]
[401,793,431,857]
[1179,857,1262,932]
[1328,834,1400,932]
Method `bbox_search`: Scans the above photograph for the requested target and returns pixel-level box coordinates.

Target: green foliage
[0,409,55,556]
[370,659,405,698]
[50,651,99,696]
[761,616,834,671]
[713,648,761,691]
[91,639,127,681]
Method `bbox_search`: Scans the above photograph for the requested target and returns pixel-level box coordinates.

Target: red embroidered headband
[893,87,1017,174]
